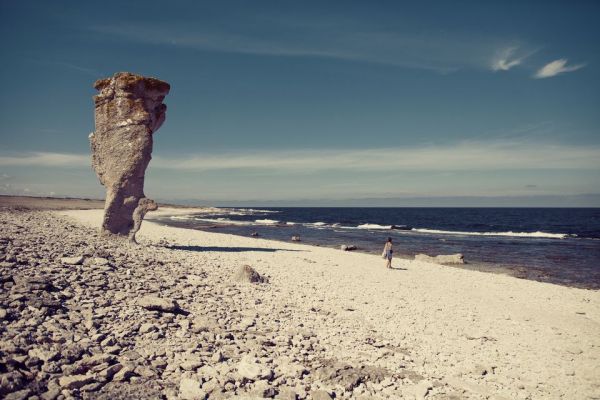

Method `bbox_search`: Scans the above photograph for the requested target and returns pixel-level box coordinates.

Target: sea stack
[90,72,170,236]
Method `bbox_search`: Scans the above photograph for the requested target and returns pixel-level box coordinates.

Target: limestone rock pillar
[90,72,170,235]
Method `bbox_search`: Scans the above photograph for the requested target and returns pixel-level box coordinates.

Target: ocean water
[153,207,600,289]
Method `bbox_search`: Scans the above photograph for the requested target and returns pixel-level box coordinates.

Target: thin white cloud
[3,143,596,172]
[89,24,511,74]
[150,143,600,171]
[0,152,89,167]
[534,59,585,79]
[490,46,537,71]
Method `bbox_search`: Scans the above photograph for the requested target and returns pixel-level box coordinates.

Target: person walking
[382,237,393,269]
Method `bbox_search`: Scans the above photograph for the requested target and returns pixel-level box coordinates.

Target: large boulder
[415,253,465,264]
[90,72,170,236]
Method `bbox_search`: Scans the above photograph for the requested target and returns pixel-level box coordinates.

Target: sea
[153,207,600,290]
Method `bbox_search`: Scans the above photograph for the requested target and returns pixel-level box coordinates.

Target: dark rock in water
[341,244,357,251]
[291,236,301,241]
[234,265,267,283]
[391,224,412,230]
[90,72,170,236]
[415,253,465,264]
[250,232,259,237]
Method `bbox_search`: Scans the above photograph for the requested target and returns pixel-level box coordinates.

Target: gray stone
[99,363,123,379]
[310,390,333,400]
[415,380,433,400]
[179,377,207,400]
[4,389,32,400]
[60,256,84,265]
[234,265,267,284]
[112,365,136,382]
[138,296,180,313]
[58,374,95,390]
[139,323,158,334]
[275,388,298,400]
[237,357,273,381]
[92,257,110,266]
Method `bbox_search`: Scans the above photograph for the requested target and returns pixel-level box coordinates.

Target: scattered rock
[234,265,268,284]
[340,244,357,251]
[291,236,301,242]
[112,365,136,382]
[139,323,158,334]
[60,255,84,265]
[237,357,273,381]
[275,388,298,400]
[179,378,206,400]
[92,257,110,266]
[310,389,333,400]
[414,380,432,399]
[58,374,95,390]
[4,389,32,400]
[138,296,180,313]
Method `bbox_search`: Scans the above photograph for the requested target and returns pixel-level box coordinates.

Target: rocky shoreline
[1,207,599,399]
[0,209,415,399]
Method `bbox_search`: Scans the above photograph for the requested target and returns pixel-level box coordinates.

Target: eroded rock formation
[128,198,158,244]
[90,72,170,236]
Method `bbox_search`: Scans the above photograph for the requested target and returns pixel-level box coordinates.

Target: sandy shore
[64,209,599,399]
[1,203,598,399]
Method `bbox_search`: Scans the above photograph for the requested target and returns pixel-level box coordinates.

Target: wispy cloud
[491,46,534,71]
[26,57,103,77]
[150,143,600,171]
[89,24,512,74]
[534,59,586,79]
[51,61,102,77]
[0,152,89,167]
[3,143,597,172]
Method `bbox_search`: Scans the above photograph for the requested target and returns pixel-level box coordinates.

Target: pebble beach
[0,199,599,399]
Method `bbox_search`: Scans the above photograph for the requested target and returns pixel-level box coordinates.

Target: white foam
[412,228,571,239]
[193,218,253,226]
[357,223,393,230]
[255,219,280,225]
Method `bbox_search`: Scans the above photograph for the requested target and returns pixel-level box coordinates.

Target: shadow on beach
[163,245,305,253]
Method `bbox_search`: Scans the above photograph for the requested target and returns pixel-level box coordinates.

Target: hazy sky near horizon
[0,1,599,205]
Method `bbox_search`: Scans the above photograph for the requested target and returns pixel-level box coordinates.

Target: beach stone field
[1,206,599,400]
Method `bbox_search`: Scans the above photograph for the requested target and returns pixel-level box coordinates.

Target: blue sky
[0,1,599,205]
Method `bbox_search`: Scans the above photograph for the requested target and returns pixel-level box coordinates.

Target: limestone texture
[90,72,170,236]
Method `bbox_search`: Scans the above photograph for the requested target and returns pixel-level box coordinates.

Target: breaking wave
[255,219,280,225]
[411,228,572,239]
[356,223,393,230]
